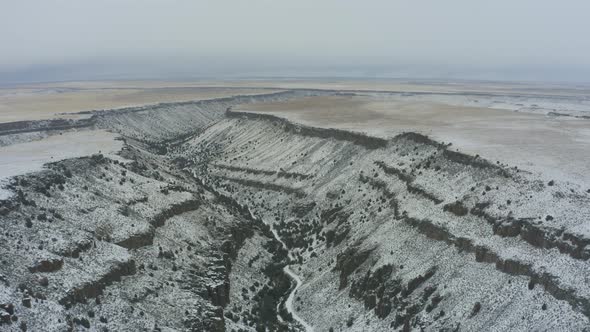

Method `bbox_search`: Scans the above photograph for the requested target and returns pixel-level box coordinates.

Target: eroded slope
[175,109,590,331]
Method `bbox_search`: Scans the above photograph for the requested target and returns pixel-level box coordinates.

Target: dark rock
[350,264,397,317]
[0,312,10,324]
[404,266,437,296]
[326,226,350,247]
[443,201,468,216]
[364,294,377,309]
[320,206,349,225]
[22,297,31,308]
[375,297,393,319]
[528,280,536,290]
[80,317,90,328]
[475,246,499,263]
[492,219,522,237]
[292,202,316,217]
[59,259,136,305]
[28,258,64,273]
[346,316,354,327]
[470,302,482,317]
[333,246,375,290]
[116,227,155,249]
[0,303,14,315]
[206,281,230,308]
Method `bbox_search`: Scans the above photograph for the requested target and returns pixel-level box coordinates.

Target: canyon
[0,87,589,331]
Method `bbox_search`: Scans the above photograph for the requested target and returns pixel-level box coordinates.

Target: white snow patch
[0,129,123,196]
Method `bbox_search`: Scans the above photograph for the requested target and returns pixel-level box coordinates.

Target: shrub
[95,223,114,242]
[119,205,132,217]
[347,316,355,327]
[470,302,481,317]
[528,280,536,290]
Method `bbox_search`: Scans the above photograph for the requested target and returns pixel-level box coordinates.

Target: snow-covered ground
[181,107,590,331]
[235,92,590,187]
[1,84,589,331]
[0,129,122,199]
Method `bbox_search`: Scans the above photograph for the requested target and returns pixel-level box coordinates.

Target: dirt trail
[271,228,314,332]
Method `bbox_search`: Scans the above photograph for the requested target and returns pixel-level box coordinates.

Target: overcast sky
[2,0,590,83]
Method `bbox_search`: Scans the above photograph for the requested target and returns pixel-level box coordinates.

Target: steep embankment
[175,107,590,331]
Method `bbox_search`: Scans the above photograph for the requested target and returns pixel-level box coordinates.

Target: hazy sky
[2,0,590,83]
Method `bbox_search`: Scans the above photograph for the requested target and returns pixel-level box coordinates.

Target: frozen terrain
[0,83,281,123]
[0,130,122,200]
[0,82,589,331]
[236,93,590,187]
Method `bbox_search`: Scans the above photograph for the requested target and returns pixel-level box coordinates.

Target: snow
[1,86,589,331]
[270,228,314,332]
[0,129,123,199]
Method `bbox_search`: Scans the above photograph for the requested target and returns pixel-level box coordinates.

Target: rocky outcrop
[406,183,443,204]
[214,163,314,181]
[443,201,469,216]
[375,160,414,183]
[0,118,94,136]
[291,201,317,217]
[350,264,396,311]
[115,227,155,249]
[227,109,389,149]
[472,203,590,261]
[28,258,64,273]
[334,246,376,290]
[150,199,201,228]
[404,216,590,318]
[215,175,306,198]
[321,206,351,225]
[59,259,137,305]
